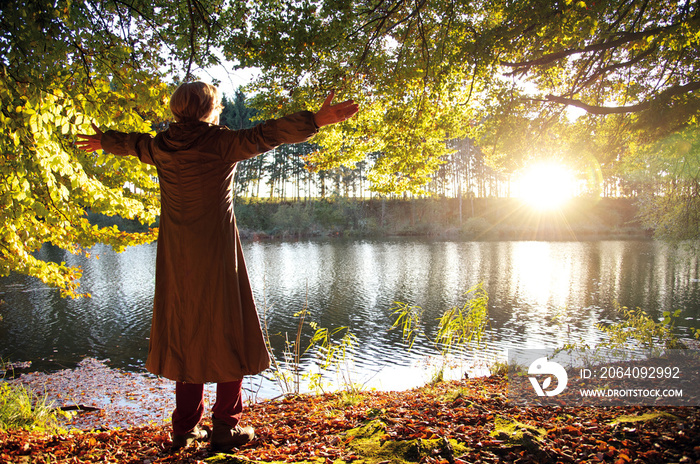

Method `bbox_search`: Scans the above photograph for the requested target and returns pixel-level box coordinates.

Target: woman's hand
[75,123,104,153]
[314,91,359,128]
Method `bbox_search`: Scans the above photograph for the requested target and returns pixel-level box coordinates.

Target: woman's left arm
[218,92,359,163]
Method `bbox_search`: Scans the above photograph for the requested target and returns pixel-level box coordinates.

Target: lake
[1,238,698,397]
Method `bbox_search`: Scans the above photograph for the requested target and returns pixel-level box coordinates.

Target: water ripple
[1,238,698,395]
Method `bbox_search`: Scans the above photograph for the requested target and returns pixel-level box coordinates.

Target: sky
[199,58,260,98]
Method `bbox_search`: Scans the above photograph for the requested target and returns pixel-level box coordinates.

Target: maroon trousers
[172,380,243,436]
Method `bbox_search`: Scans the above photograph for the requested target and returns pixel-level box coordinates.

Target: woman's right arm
[76,123,156,166]
[75,123,103,152]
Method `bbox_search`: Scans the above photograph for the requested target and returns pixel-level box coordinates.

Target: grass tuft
[0,367,62,432]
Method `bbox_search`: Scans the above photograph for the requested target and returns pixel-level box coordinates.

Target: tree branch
[354,0,427,70]
[544,94,650,114]
[575,45,658,92]
[184,0,197,80]
[544,80,700,114]
[110,0,171,50]
[501,16,694,75]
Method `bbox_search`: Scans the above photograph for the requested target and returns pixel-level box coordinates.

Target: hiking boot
[171,425,210,450]
[211,416,256,452]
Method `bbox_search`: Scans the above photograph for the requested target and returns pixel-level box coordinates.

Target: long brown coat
[102,111,318,383]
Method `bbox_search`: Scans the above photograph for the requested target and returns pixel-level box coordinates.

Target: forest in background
[90,196,645,241]
[93,91,649,241]
[221,89,638,202]
[193,90,645,241]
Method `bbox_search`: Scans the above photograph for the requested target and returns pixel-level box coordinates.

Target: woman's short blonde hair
[169,81,223,123]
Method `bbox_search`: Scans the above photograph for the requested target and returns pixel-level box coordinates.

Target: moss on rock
[343,419,469,464]
[490,416,546,452]
[609,411,679,425]
[206,454,259,464]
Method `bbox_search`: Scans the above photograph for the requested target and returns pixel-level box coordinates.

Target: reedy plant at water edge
[391,283,490,383]
[435,284,489,358]
[306,324,360,394]
[259,299,307,396]
[599,306,687,354]
[554,303,689,366]
[260,298,360,396]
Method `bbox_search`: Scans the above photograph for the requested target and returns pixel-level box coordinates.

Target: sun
[516,163,577,210]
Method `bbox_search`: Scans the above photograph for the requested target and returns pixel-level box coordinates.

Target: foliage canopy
[1,0,699,294]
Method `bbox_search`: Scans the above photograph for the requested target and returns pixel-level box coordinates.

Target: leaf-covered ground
[2,369,700,464]
[7,358,183,431]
